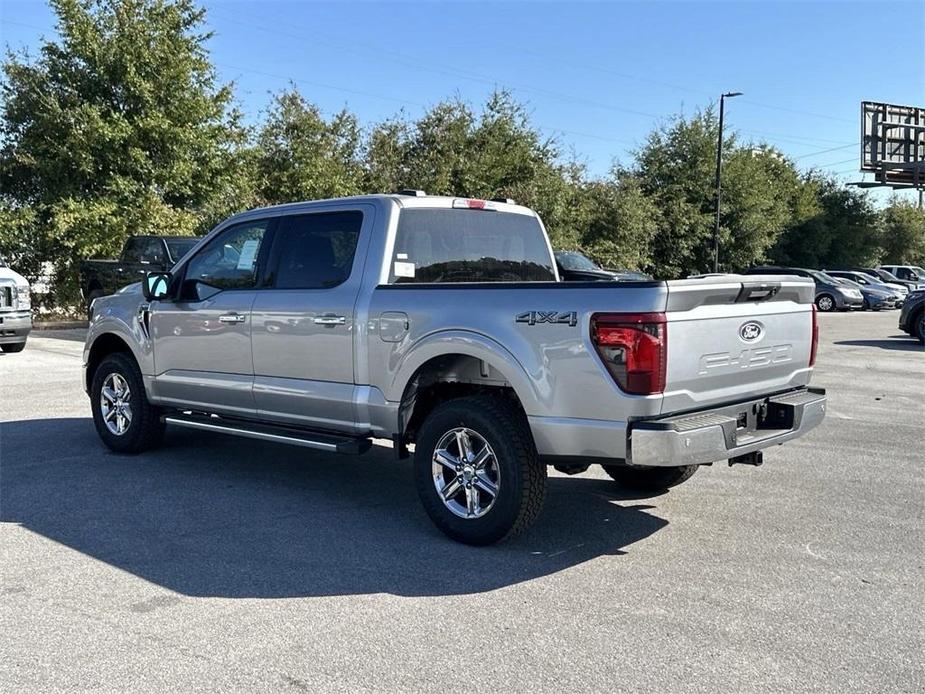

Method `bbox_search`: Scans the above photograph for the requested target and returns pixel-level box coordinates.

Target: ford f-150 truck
[83,193,826,544]
[80,235,200,313]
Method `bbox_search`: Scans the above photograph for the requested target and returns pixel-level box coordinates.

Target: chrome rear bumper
[629,388,827,468]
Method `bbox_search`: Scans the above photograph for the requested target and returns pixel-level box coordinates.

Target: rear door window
[390,209,555,283]
[269,211,363,289]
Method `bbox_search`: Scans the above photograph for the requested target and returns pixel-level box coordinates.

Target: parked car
[852,267,920,293]
[879,265,925,289]
[554,250,652,282]
[824,270,905,308]
[554,250,617,281]
[84,193,826,545]
[898,288,925,344]
[0,256,32,353]
[744,266,863,312]
[831,277,895,311]
[80,235,201,314]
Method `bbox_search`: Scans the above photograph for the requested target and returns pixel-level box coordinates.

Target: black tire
[1,341,26,353]
[815,294,836,312]
[915,310,925,345]
[413,395,546,545]
[601,464,698,492]
[90,352,164,454]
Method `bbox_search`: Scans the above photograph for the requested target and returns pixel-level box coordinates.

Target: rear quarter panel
[364,283,670,423]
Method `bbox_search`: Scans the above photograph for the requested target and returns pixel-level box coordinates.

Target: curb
[33,320,89,330]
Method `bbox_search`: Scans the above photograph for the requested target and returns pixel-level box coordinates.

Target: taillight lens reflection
[592,313,667,395]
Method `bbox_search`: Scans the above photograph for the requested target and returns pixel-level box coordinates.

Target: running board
[163,414,372,455]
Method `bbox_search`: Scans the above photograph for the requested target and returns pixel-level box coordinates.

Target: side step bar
[163,413,372,455]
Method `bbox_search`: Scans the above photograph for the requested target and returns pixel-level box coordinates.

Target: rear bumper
[629,387,826,468]
[0,310,32,343]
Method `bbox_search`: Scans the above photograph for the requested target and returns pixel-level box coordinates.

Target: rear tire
[601,464,698,492]
[90,352,164,454]
[413,395,546,545]
[815,294,836,312]
[1,341,26,353]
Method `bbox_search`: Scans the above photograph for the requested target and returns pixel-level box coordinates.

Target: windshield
[390,209,555,283]
[875,269,901,282]
[910,266,925,277]
[555,251,600,272]
[808,270,837,284]
[165,238,199,262]
[835,277,860,288]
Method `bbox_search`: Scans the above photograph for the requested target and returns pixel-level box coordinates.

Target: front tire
[601,464,698,492]
[413,395,546,545]
[915,310,925,345]
[91,352,164,454]
[1,341,26,353]
[816,294,836,312]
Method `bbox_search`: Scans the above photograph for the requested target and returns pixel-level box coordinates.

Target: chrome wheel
[100,372,132,436]
[817,295,835,312]
[432,427,500,519]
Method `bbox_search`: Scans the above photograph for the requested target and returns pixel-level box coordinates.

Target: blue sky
[2,0,924,203]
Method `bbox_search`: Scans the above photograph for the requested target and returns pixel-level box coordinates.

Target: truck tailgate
[661,276,815,414]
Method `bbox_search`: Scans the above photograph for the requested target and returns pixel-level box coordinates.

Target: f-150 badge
[515,311,578,326]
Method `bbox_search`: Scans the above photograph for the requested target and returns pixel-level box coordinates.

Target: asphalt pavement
[1,311,922,693]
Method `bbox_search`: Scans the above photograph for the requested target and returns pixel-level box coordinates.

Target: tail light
[591,313,667,395]
[809,304,819,366]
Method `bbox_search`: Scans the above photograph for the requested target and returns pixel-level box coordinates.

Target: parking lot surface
[1,312,922,693]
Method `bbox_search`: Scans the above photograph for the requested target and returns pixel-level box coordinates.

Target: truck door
[149,218,274,416]
[251,207,372,432]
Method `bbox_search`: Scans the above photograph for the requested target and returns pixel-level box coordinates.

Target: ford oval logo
[739,321,763,342]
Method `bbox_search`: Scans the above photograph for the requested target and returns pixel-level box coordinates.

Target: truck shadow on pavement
[834,337,923,352]
[1,417,669,598]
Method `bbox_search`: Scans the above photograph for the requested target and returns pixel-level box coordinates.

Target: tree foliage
[254,89,363,204]
[0,0,249,300]
[879,198,925,264]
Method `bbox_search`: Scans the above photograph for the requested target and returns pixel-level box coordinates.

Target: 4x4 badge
[516,311,578,327]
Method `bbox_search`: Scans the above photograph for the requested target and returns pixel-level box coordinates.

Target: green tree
[253,89,364,204]
[879,198,925,264]
[579,171,659,271]
[771,175,882,268]
[0,0,250,303]
[633,110,723,277]
[721,146,817,270]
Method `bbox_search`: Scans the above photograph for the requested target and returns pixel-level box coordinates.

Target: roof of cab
[225,193,537,224]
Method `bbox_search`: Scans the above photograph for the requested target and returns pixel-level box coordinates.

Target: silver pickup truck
[83,193,826,544]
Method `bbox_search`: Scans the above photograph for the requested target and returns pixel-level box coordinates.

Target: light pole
[713,91,742,273]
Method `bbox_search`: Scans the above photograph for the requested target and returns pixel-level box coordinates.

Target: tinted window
[271,211,362,289]
[185,220,270,290]
[122,238,146,262]
[390,209,555,283]
[165,238,199,262]
[141,239,165,264]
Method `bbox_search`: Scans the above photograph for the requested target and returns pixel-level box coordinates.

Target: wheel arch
[391,332,544,443]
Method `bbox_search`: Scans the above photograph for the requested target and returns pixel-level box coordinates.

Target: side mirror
[143,271,172,301]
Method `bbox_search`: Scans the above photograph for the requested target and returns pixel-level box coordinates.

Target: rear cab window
[389,207,556,284]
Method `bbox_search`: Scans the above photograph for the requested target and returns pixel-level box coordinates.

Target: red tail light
[809,304,819,366]
[591,313,667,395]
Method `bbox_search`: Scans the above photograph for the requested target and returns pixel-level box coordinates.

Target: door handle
[313,315,346,325]
[218,313,246,324]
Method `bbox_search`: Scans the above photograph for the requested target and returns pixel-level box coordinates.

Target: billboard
[860,101,925,187]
